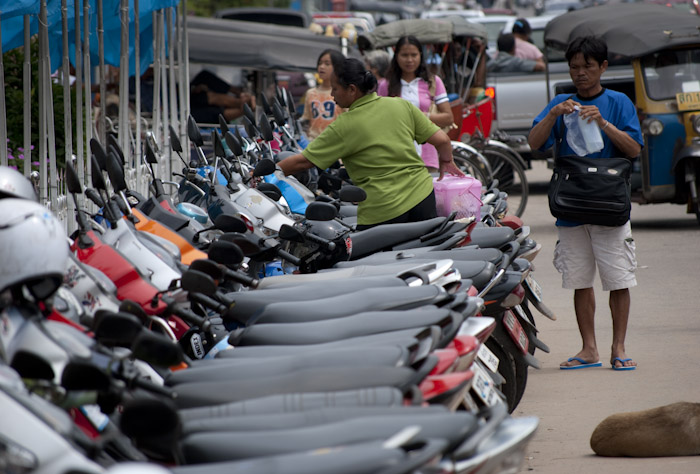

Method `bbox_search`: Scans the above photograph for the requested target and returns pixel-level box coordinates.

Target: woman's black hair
[317,49,346,73]
[386,35,432,97]
[334,58,378,94]
[565,36,608,67]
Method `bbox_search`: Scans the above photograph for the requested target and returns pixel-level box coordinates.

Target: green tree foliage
[188,0,292,17]
[3,37,77,170]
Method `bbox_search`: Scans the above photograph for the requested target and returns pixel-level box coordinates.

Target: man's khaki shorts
[553,221,637,291]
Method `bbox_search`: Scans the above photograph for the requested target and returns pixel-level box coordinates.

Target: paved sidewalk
[514,162,700,473]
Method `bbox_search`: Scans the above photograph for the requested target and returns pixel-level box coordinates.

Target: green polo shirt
[302,93,439,226]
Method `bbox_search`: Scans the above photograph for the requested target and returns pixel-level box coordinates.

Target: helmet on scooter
[0,199,68,300]
[0,166,38,201]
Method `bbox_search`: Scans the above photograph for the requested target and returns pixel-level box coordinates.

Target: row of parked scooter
[0,86,555,473]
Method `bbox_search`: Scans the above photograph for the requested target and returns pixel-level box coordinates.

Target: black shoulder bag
[547,115,632,227]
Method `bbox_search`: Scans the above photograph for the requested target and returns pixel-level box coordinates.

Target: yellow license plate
[676,92,700,111]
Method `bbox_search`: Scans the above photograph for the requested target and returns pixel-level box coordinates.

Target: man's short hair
[497,33,516,54]
[512,18,531,36]
[565,36,608,66]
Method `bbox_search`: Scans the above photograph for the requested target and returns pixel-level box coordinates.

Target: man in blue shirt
[529,36,644,371]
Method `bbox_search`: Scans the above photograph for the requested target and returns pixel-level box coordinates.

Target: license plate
[677,91,700,112]
[513,304,527,320]
[503,310,529,353]
[471,362,500,406]
[477,342,499,372]
[525,274,543,303]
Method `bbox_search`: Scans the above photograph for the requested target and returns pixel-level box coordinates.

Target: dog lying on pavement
[590,402,700,457]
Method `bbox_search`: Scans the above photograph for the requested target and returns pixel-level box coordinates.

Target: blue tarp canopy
[0,0,180,75]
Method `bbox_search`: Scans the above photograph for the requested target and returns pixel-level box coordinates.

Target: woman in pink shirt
[512,18,544,61]
[377,36,453,171]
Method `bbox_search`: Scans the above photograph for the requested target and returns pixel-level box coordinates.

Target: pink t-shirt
[514,37,543,60]
[377,76,448,169]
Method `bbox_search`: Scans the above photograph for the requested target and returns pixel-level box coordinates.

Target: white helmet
[0,166,38,201]
[0,199,68,300]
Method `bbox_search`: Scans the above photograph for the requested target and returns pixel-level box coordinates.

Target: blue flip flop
[612,357,636,371]
[560,357,602,370]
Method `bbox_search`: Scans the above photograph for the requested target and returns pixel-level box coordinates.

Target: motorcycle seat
[468,226,515,249]
[172,365,420,409]
[348,217,447,259]
[170,346,412,386]
[228,285,447,325]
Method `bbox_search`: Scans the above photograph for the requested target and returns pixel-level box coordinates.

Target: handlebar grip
[188,292,228,316]
[221,267,260,289]
[304,231,336,252]
[276,248,301,267]
[169,303,210,331]
[132,377,176,399]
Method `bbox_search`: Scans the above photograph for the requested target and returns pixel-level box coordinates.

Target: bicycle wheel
[451,145,493,187]
[482,147,529,218]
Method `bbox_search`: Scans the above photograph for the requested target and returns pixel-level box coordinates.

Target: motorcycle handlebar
[168,303,210,332]
[304,231,336,252]
[276,248,301,267]
[220,266,260,289]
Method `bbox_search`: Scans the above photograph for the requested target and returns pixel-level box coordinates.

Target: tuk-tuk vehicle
[357,17,531,217]
[545,3,700,223]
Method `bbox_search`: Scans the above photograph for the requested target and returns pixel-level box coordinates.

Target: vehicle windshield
[642,49,700,100]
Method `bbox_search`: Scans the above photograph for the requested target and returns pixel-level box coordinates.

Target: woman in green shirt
[279,58,464,230]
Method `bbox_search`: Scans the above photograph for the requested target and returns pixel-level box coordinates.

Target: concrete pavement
[514,161,700,473]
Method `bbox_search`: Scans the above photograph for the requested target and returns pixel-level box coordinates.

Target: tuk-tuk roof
[545,4,700,58]
[188,17,358,72]
[357,17,487,50]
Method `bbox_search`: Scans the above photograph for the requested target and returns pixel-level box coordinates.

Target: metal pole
[0,16,7,166]
[181,0,190,157]
[40,0,59,211]
[38,0,48,204]
[160,10,170,173]
[74,0,84,187]
[84,0,93,182]
[97,0,106,146]
[62,0,73,163]
[23,15,31,176]
[166,7,177,177]
[152,10,162,153]
[135,0,142,189]
[119,0,129,166]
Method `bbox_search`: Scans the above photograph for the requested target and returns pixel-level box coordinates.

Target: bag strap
[554,94,575,161]
[428,78,436,101]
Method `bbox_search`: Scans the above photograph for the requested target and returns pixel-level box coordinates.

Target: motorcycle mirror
[65,160,83,194]
[242,116,258,140]
[212,130,225,158]
[278,224,305,243]
[260,93,272,116]
[276,86,287,108]
[180,269,217,296]
[145,139,159,165]
[339,185,367,203]
[219,233,262,256]
[106,151,128,192]
[242,103,256,125]
[93,311,143,347]
[207,239,245,266]
[224,131,243,157]
[252,159,276,177]
[189,259,224,281]
[284,88,297,117]
[168,125,182,153]
[131,331,184,368]
[233,122,245,145]
[218,114,230,135]
[107,134,125,167]
[256,182,282,202]
[85,188,105,208]
[90,138,108,171]
[213,214,247,233]
[61,360,111,391]
[120,398,179,439]
[119,299,149,322]
[272,102,287,127]
[258,115,275,142]
[187,115,204,147]
[90,156,108,191]
[305,201,338,221]
[10,352,55,381]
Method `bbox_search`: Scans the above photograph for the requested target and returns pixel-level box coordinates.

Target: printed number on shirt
[311,100,336,119]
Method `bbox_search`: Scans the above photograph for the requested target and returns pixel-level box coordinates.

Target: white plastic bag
[563,106,604,156]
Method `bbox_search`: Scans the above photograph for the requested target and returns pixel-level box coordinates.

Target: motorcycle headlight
[692,115,700,134]
[642,118,664,136]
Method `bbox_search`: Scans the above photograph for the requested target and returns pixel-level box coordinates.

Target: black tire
[491,328,529,413]
[484,336,518,413]
[452,147,493,187]
[482,148,529,218]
